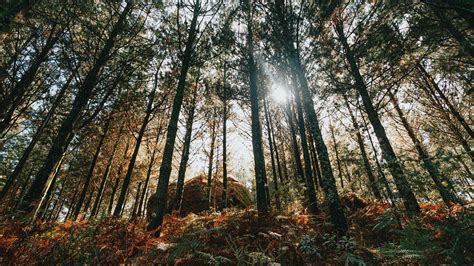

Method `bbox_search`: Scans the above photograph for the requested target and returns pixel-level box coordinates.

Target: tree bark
[221,70,229,211]
[131,182,142,220]
[269,110,284,183]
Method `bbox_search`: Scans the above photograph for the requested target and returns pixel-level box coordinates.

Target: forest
[0,0,473,264]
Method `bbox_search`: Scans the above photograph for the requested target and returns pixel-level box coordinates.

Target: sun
[271,84,288,104]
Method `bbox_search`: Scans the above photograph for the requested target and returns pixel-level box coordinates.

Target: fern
[344,253,367,266]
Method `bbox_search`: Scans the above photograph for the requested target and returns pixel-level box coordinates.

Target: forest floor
[0,196,472,265]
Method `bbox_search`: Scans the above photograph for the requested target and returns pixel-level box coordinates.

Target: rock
[147,174,252,220]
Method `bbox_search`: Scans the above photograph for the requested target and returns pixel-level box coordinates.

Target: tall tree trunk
[0,75,71,201]
[108,138,131,216]
[269,111,284,183]
[90,122,124,218]
[343,94,382,199]
[221,71,229,210]
[65,185,80,221]
[82,186,95,218]
[207,109,217,207]
[335,23,420,214]
[360,110,397,205]
[138,123,164,217]
[285,100,305,182]
[46,179,66,221]
[416,74,474,161]
[388,90,460,206]
[147,0,201,234]
[293,88,319,214]
[131,182,142,220]
[114,72,158,216]
[244,0,268,216]
[34,163,62,221]
[171,85,198,213]
[263,96,281,210]
[72,117,112,220]
[273,0,347,233]
[307,132,323,190]
[17,2,132,215]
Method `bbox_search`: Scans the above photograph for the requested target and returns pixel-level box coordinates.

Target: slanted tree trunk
[82,186,96,218]
[263,96,281,210]
[35,164,62,221]
[72,116,112,220]
[343,94,382,199]
[360,110,397,205]
[244,0,268,215]
[171,85,198,213]
[147,0,201,234]
[285,100,305,182]
[65,185,80,221]
[293,87,319,214]
[417,64,473,139]
[46,179,66,221]
[114,73,158,216]
[106,138,130,215]
[388,90,460,206]
[18,2,132,215]
[90,122,124,218]
[138,123,164,217]
[269,111,284,183]
[335,22,420,214]
[415,72,474,161]
[0,75,71,201]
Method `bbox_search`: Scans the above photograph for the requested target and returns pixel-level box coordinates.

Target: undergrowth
[0,199,472,264]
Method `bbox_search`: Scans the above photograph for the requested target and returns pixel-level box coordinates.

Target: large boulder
[147,174,252,219]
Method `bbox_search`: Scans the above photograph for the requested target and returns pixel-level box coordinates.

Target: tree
[147,0,202,234]
[243,0,268,216]
[333,13,420,215]
[18,2,133,215]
